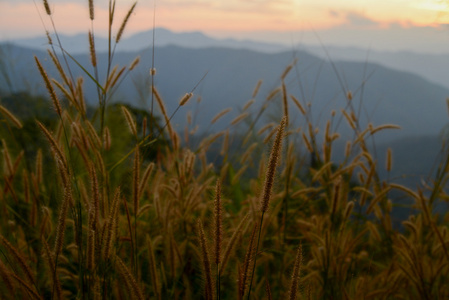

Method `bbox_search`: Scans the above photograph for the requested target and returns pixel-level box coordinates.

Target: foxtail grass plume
[290,95,306,115]
[260,116,286,213]
[121,106,137,137]
[89,0,94,20]
[35,56,62,117]
[116,2,137,43]
[197,220,213,300]
[386,148,392,172]
[214,179,223,265]
[43,0,51,15]
[0,105,22,128]
[129,56,141,70]
[288,245,302,300]
[115,256,145,300]
[0,259,15,296]
[252,79,263,98]
[88,31,97,67]
[231,112,248,126]
[211,108,232,124]
[179,92,193,106]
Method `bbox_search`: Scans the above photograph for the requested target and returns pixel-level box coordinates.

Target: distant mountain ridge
[0,42,448,144]
[7,27,449,90]
[10,27,288,54]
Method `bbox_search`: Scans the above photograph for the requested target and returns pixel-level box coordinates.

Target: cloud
[344,11,379,27]
[328,9,340,18]
[326,9,380,29]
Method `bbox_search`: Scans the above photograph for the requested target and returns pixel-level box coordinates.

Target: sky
[1,0,449,52]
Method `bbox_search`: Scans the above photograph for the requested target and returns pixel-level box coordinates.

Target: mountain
[8,27,449,91]
[307,45,449,90]
[1,43,448,144]
[9,28,288,55]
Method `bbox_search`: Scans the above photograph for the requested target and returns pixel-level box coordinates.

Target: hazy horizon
[2,0,449,54]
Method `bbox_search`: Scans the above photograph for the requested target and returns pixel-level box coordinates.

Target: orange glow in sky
[1,0,449,40]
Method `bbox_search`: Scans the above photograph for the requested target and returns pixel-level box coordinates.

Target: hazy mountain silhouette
[1,42,448,143]
[7,27,449,90]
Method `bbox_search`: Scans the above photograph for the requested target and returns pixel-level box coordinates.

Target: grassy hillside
[1,1,449,299]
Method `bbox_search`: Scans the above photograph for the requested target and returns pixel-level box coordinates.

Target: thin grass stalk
[0,105,22,128]
[252,79,263,98]
[11,273,42,300]
[214,179,223,300]
[0,235,35,285]
[265,280,273,300]
[211,108,232,124]
[103,188,120,260]
[122,194,135,273]
[89,164,100,231]
[239,222,258,299]
[288,245,302,300]
[115,2,137,43]
[0,259,15,298]
[198,220,213,300]
[138,162,154,199]
[132,147,140,276]
[281,80,289,126]
[147,236,160,300]
[42,238,62,300]
[221,214,249,273]
[115,256,145,300]
[35,56,62,117]
[248,116,286,299]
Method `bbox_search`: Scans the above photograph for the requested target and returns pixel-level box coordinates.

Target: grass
[0,0,449,299]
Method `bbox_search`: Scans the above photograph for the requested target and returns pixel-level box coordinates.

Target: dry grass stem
[152,86,174,136]
[261,116,286,213]
[252,79,263,98]
[281,80,289,125]
[211,108,232,124]
[231,112,249,126]
[89,0,94,20]
[281,64,294,80]
[239,222,258,299]
[11,273,42,300]
[198,220,213,300]
[43,0,51,15]
[242,99,255,111]
[147,236,160,299]
[53,179,71,257]
[103,127,111,150]
[0,259,15,297]
[133,147,140,213]
[214,180,222,266]
[129,56,141,70]
[0,105,23,128]
[35,56,63,116]
[115,256,145,300]
[288,245,302,300]
[370,124,401,135]
[121,106,137,137]
[104,188,120,260]
[89,31,97,67]
[0,236,35,284]
[116,2,137,43]
[179,92,193,106]
[290,95,306,115]
[36,121,68,178]
[386,148,392,172]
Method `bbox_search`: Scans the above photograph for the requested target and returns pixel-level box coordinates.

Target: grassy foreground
[1,0,449,299]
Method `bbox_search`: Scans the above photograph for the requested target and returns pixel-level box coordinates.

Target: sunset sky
[1,0,449,52]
